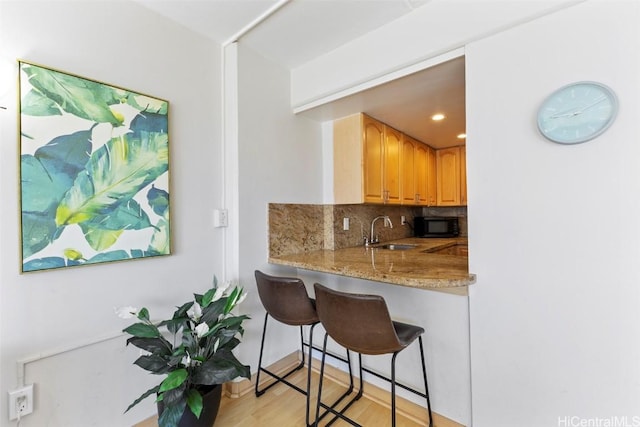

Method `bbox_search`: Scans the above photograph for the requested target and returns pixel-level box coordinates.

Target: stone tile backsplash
[269,203,468,257]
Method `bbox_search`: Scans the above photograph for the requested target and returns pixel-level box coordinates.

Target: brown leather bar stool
[313,283,433,427]
[255,271,354,427]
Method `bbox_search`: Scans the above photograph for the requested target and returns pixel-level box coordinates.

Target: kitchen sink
[375,243,417,251]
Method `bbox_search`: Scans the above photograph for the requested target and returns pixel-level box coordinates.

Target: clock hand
[575,96,607,113]
[548,96,608,119]
[549,111,581,119]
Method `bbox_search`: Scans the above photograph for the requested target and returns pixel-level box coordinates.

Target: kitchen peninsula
[268,203,476,296]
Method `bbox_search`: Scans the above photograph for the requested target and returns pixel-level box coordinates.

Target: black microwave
[414,217,459,238]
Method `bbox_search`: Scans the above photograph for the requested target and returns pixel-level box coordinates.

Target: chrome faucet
[365,215,393,246]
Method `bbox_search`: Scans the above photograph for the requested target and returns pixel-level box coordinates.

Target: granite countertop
[269,237,476,295]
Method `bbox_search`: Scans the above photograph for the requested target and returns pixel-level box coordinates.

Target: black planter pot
[158,385,223,427]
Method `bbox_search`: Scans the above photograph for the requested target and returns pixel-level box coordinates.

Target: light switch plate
[213,209,228,228]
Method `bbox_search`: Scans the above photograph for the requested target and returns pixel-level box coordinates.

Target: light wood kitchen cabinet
[333,113,461,206]
[436,145,466,206]
[413,139,437,206]
[361,116,385,203]
[426,145,437,206]
[380,123,402,205]
[402,135,417,204]
[333,113,402,205]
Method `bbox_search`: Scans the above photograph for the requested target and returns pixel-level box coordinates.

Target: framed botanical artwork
[18,61,170,272]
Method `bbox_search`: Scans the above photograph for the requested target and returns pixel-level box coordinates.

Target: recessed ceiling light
[457,133,466,139]
[431,113,446,121]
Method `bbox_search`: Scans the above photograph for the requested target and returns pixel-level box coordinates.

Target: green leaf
[21,211,58,258]
[159,369,188,393]
[79,196,156,250]
[200,299,225,325]
[161,317,187,335]
[21,129,93,215]
[147,185,169,217]
[123,323,161,338]
[126,337,172,355]
[127,95,168,116]
[80,227,123,251]
[22,256,66,272]
[125,384,160,413]
[21,89,62,116]
[224,287,241,314]
[137,308,150,321]
[86,250,130,263]
[158,399,186,427]
[147,217,170,255]
[63,248,85,261]
[201,288,216,309]
[186,389,203,419]
[191,349,251,385]
[130,111,168,135]
[82,198,154,231]
[55,133,168,226]
[21,63,124,125]
[34,129,93,184]
[133,354,171,374]
[21,155,63,213]
[171,302,193,320]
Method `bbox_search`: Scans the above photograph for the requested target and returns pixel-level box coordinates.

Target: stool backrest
[255,270,319,326]
[314,283,402,355]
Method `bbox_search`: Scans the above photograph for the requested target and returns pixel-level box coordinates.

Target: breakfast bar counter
[269,237,476,295]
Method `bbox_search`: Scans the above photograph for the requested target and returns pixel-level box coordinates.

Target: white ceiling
[135,0,465,148]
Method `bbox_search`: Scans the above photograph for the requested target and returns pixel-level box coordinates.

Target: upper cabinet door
[436,146,462,206]
[414,139,428,205]
[426,145,437,206]
[384,125,402,205]
[363,116,386,203]
[402,135,417,205]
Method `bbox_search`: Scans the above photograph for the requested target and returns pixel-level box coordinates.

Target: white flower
[194,322,210,338]
[212,281,230,302]
[213,338,220,354]
[115,306,139,319]
[182,354,192,366]
[187,302,202,321]
[235,291,248,306]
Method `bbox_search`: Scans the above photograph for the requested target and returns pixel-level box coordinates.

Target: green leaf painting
[19,61,171,272]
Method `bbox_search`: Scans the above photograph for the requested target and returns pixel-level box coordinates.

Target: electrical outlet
[401,215,406,225]
[343,217,350,231]
[8,384,33,420]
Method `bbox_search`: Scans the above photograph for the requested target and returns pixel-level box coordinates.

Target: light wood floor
[135,368,426,426]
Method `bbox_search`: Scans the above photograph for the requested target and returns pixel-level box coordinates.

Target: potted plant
[117,278,251,427]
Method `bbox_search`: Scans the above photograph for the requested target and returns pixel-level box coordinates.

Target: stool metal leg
[255,313,306,397]
[391,352,398,427]
[418,336,433,427]
[315,333,363,427]
[304,323,315,427]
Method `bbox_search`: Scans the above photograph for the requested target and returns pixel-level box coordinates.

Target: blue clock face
[537,81,618,144]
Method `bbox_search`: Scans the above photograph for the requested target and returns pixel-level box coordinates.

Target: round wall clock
[536,81,618,144]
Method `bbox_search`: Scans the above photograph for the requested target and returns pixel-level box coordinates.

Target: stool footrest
[255,363,306,397]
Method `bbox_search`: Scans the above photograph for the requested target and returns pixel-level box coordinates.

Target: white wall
[291,0,581,109]
[0,2,224,426]
[466,1,640,425]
